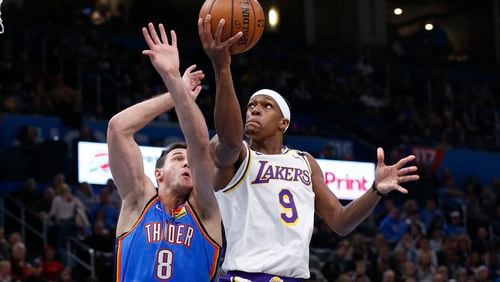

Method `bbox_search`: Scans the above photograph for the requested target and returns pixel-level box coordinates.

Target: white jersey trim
[221,141,251,194]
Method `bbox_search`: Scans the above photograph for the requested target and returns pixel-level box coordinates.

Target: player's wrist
[371,182,386,197]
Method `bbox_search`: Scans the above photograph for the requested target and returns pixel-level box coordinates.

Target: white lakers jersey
[215,142,315,278]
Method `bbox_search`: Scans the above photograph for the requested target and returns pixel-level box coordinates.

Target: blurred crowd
[0,0,498,152]
[1,175,120,282]
[0,165,498,281]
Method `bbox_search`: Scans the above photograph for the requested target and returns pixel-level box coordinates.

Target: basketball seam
[247,0,257,52]
[208,0,217,14]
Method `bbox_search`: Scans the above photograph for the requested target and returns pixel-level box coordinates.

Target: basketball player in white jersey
[199,16,419,281]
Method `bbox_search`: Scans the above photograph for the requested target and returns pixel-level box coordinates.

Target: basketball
[199,0,265,54]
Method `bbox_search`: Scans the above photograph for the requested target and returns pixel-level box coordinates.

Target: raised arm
[198,15,245,167]
[142,23,219,225]
[107,66,203,203]
[311,148,419,236]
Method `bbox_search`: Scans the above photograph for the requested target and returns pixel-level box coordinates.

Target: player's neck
[249,137,285,154]
[158,190,187,216]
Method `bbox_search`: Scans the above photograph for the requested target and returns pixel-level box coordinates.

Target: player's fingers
[142,50,154,57]
[194,72,205,81]
[395,155,416,169]
[142,27,155,49]
[377,147,385,167]
[223,31,243,47]
[214,19,225,42]
[192,85,202,97]
[204,15,213,39]
[148,22,161,44]
[398,166,418,176]
[198,17,204,33]
[159,23,169,44]
[184,64,197,76]
[399,175,419,183]
[395,185,408,194]
[170,30,177,47]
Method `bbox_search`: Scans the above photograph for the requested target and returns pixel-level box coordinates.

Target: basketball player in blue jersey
[108,23,221,281]
[199,16,419,281]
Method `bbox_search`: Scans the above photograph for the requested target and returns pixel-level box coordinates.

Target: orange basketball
[199,0,265,54]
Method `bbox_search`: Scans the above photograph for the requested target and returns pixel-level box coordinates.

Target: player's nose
[251,105,262,115]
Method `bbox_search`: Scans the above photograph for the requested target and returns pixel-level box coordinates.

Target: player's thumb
[142,50,154,57]
[377,147,385,167]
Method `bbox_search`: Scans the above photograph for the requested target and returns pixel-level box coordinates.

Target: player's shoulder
[288,147,313,158]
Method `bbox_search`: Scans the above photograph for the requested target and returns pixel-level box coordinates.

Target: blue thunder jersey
[115,196,221,281]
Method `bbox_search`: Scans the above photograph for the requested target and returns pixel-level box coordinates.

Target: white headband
[250,89,291,124]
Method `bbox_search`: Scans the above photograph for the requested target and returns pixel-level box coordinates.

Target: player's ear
[154,169,163,181]
[279,118,289,132]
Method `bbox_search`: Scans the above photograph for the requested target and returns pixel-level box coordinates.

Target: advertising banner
[317,159,375,200]
[79,141,375,199]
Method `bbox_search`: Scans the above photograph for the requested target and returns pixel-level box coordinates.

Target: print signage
[317,159,375,200]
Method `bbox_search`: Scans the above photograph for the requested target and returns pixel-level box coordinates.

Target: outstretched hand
[182,64,204,99]
[375,148,419,195]
[142,22,179,77]
[198,15,243,70]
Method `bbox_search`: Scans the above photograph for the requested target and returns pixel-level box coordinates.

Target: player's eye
[248,103,255,109]
[265,103,272,109]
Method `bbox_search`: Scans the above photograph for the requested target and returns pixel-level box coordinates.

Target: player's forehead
[248,95,278,105]
[165,148,187,159]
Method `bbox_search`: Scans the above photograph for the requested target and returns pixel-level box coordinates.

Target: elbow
[107,116,120,134]
[107,115,130,137]
[328,218,353,237]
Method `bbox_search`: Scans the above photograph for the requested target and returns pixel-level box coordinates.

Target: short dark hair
[155,142,187,169]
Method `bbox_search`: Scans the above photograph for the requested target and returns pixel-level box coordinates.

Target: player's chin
[244,125,260,136]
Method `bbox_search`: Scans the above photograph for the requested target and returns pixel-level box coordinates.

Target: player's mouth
[246,120,261,126]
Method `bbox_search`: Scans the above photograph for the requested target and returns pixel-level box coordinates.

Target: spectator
[382,269,396,282]
[74,182,95,211]
[437,177,466,211]
[471,226,489,255]
[20,178,39,210]
[37,186,55,217]
[379,207,408,246]
[416,251,435,281]
[10,242,31,281]
[90,190,118,230]
[41,246,63,281]
[47,184,84,250]
[51,173,68,195]
[7,232,22,248]
[83,221,113,253]
[104,179,121,210]
[0,228,8,261]
[444,211,466,237]
[416,238,438,267]
[25,258,46,282]
[0,260,12,282]
[420,198,443,230]
[58,267,73,282]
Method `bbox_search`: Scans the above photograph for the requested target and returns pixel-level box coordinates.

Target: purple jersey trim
[219,271,304,282]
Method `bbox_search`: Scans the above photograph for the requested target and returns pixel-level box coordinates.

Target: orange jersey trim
[115,195,158,282]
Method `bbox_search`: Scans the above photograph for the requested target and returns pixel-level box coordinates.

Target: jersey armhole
[116,194,158,239]
[220,141,252,194]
